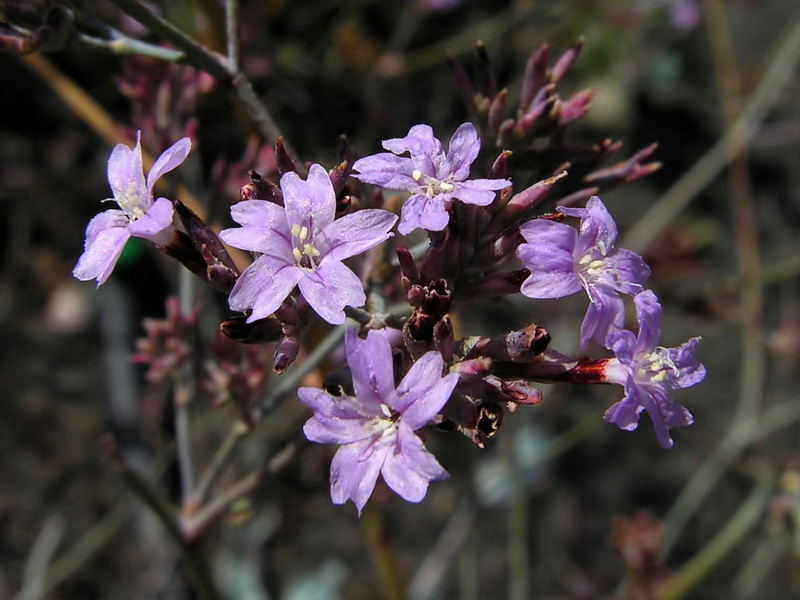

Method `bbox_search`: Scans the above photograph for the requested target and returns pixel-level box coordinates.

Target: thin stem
[115,461,223,600]
[656,474,774,600]
[252,324,347,420]
[75,31,184,61]
[189,420,249,509]
[14,515,65,600]
[180,443,295,540]
[363,504,406,600]
[225,0,240,73]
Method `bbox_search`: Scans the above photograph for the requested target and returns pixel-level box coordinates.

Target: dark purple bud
[407,284,425,306]
[463,324,550,363]
[496,118,516,149]
[220,315,284,344]
[396,246,419,288]
[273,335,300,374]
[559,89,594,125]
[551,37,585,84]
[275,138,298,174]
[433,316,454,362]
[472,230,524,267]
[515,85,556,137]
[474,40,497,100]
[479,171,567,243]
[499,379,543,406]
[449,358,493,377]
[489,150,513,180]
[158,230,209,280]
[174,200,241,275]
[487,89,508,141]
[242,169,283,205]
[328,160,350,196]
[519,44,549,115]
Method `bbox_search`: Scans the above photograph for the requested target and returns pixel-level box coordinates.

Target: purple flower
[352,122,510,235]
[516,196,650,348]
[73,133,191,285]
[220,164,397,325]
[298,328,459,513]
[602,290,706,448]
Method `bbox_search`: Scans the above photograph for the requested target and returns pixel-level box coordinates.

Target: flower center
[291,223,321,270]
[636,347,679,384]
[411,169,455,199]
[115,181,149,221]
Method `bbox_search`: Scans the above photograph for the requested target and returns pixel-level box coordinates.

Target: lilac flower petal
[519,218,578,249]
[452,181,502,206]
[398,194,450,235]
[84,210,128,245]
[107,136,147,205]
[330,439,390,513]
[300,389,374,445]
[392,353,458,428]
[73,222,131,285]
[600,248,651,296]
[518,239,581,298]
[127,197,174,243]
[645,387,693,449]
[281,164,335,233]
[668,337,706,388]
[445,122,481,180]
[228,254,303,321]
[352,153,416,189]
[346,328,395,415]
[146,137,191,193]
[319,209,397,261]
[382,125,444,177]
[381,424,448,503]
[633,290,662,353]
[603,393,643,431]
[560,196,618,251]
[581,287,624,348]
[297,258,365,325]
[220,221,293,256]
[229,199,289,230]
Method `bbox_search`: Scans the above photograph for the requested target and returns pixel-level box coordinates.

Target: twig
[190,420,250,509]
[253,324,347,420]
[656,474,774,600]
[115,460,224,600]
[75,31,184,61]
[660,399,800,557]
[623,14,800,253]
[363,504,406,600]
[108,0,302,168]
[225,0,240,73]
[180,443,296,540]
[14,515,65,600]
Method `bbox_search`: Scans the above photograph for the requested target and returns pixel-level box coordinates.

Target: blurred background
[0,0,798,598]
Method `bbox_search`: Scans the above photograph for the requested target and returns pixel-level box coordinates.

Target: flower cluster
[74,94,704,511]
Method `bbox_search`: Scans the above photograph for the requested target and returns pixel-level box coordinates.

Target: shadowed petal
[228,254,302,321]
[668,337,706,388]
[220,222,293,256]
[281,164,335,232]
[581,287,624,348]
[392,352,458,427]
[352,153,416,189]
[445,122,481,180]
[398,194,449,235]
[381,424,448,503]
[73,221,131,285]
[127,197,174,244]
[299,388,373,445]
[107,135,147,206]
[330,439,391,513]
[347,329,395,414]
[297,258,365,325]
[633,290,662,353]
[229,199,288,230]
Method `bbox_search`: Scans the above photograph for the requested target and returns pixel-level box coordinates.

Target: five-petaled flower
[73,132,191,285]
[602,290,705,448]
[220,164,398,325]
[298,328,459,514]
[352,122,511,235]
[516,196,650,348]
